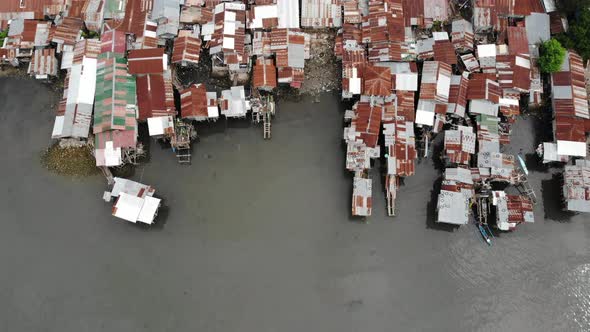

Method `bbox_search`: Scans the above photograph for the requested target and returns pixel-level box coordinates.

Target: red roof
[467,73,501,102]
[433,39,457,65]
[403,0,424,27]
[507,27,529,55]
[363,65,391,96]
[514,0,544,16]
[0,0,66,22]
[52,17,83,46]
[101,29,126,53]
[172,36,201,64]
[136,73,175,120]
[252,57,277,90]
[180,84,208,119]
[354,102,383,148]
[128,48,165,74]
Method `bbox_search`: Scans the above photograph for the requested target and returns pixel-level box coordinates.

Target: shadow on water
[152,201,170,230]
[430,136,446,172]
[425,175,458,232]
[523,153,549,173]
[541,173,576,222]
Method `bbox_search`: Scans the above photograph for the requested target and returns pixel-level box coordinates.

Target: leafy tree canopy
[556,8,590,63]
[538,38,566,73]
[557,0,590,17]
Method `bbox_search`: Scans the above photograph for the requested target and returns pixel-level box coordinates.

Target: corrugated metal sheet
[514,0,544,16]
[277,0,299,28]
[136,72,175,120]
[351,101,383,147]
[52,17,83,46]
[82,0,105,32]
[507,26,529,55]
[363,65,391,97]
[28,48,57,78]
[433,37,457,65]
[0,0,67,24]
[101,29,126,53]
[172,36,201,65]
[127,48,166,74]
[403,0,424,27]
[53,57,97,139]
[451,19,474,51]
[94,52,136,134]
[423,0,449,22]
[301,0,342,28]
[252,57,277,90]
[180,83,212,120]
[352,175,372,216]
[72,38,101,65]
[563,161,590,212]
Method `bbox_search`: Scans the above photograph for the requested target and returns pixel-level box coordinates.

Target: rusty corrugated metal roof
[136,72,175,120]
[363,65,391,96]
[52,17,83,46]
[507,26,529,55]
[127,47,166,74]
[252,57,277,90]
[172,36,201,65]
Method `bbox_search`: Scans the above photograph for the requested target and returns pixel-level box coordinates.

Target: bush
[538,39,566,73]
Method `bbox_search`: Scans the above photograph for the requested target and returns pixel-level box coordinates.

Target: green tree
[0,29,7,47]
[557,0,590,17]
[538,38,566,73]
[556,8,590,63]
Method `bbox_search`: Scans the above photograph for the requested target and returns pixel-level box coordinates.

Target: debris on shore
[41,140,98,177]
[300,30,341,98]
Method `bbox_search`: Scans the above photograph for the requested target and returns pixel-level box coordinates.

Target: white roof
[416,100,436,126]
[433,31,449,41]
[552,85,573,99]
[436,72,451,99]
[113,193,160,224]
[557,140,587,157]
[52,116,65,138]
[250,5,278,29]
[437,190,469,225]
[223,37,235,49]
[543,0,556,12]
[104,141,122,166]
[469,100,498,116]
[395,73,418,91]
[137,196,161,224]
[277,0,300,29]
[147,116,174,136]
[542,142,569,163]
[349,77,362,94]
[445,168,473,185]
[202,22,214,36]
[113,193,143,223]
[477,44,496,57]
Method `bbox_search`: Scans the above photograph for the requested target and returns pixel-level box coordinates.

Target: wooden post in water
[99,166,114,185]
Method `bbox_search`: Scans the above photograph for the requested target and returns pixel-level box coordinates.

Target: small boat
[478,224,492,246]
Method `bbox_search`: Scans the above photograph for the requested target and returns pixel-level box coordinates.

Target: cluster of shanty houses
[0,0,323,167]
[336,0,590,229]
[1,0,589,224]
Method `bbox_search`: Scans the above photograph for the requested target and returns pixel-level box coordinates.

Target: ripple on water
[443,230,577,331]
[555,264,590,331]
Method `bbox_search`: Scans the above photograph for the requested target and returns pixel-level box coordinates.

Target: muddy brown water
[1,78,589,331]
